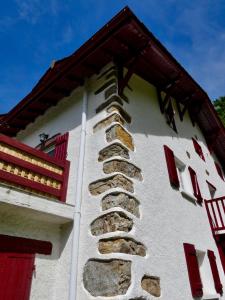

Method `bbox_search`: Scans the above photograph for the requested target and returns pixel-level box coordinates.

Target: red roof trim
[0,6,224,167]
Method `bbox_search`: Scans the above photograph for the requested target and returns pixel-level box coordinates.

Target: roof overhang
[0,6,224,167]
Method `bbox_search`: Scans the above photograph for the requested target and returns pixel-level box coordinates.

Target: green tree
[213,96,225,126]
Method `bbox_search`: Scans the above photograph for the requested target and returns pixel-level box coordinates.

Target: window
[183,243,223,298]
[36,132,69,160]
[165,99,177,133]
[188,167,203,204]
[175,158,194,199]
[197,249,222,298]
[43,144,55,157]
[36,133,59,155]
[192,138,205,161]
[164,145,202,203]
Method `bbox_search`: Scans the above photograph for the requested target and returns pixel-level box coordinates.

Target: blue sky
[1,0,225,114]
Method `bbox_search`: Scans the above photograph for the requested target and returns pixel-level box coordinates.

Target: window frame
[36,133,60,157]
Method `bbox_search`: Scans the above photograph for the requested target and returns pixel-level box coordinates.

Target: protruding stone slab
[83,259,131,297]
[93,113,125,133]
[95,79,117,95]
[89,174,134,195]
[106,124,134,151]
[99,237,146,256]
[96,94,123,113]
[103,159,143,181]
[141,275,161,297]
[129,298,147,300]
[105,84,117,99]
[98,143,130,161]
[91,212,133,235]
[107,104,131,123]
[102,192,140,217]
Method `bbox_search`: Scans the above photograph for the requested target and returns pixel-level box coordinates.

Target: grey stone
[96,94,124,114]
[90,212,133,236]
[99,237,146,256]
[129,298,147,300]
[93,113,124,133]
[103,159,143,181]
[83,259,131,297]
[95,79,117,95]
[89,174,134,195]
[98,143,130,161]
[141,275,161,297]
[106,124,134,151]
[102,192,140,217]
[107,104,131,123]
[105,84,117,99]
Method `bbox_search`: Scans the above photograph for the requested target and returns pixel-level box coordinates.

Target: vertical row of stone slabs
[83,68,161,299]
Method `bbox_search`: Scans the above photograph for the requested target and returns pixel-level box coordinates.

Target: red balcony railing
[205,197,225,235]
[0,134,70,202]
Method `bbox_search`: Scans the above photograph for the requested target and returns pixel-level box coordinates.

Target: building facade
[0,7,225,300]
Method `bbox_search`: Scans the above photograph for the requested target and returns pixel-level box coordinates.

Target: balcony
[0,134,70,203]
[205,197,225,236]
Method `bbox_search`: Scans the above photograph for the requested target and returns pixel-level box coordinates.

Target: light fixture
[39,133,49,145]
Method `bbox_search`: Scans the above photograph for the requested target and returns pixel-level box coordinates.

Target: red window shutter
[0,253,34,300]
[188,167,203,204]
[192,138,205,161]
[54,132,69,160]
[215,162,224,180]
[163,145,180,188]
[208,250,223,294]
[183,243,203,297]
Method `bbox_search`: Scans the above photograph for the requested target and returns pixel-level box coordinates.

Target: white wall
[17,87,84,206]
[4,61,225,299]
[76,64,225,300]
[1,85,84,299]
[0,207,72,300]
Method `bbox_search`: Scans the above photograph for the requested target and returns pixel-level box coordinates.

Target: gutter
[69,85,88,300]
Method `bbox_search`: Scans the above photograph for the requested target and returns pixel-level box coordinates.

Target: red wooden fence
[0,134,70,202]
[205,197,225,235]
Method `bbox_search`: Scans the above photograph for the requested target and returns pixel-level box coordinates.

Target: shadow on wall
[0,204,73,261]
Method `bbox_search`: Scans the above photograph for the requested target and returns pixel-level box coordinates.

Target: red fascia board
[3,7,133,123]
[0,234,52,255]
[0,6,224,166]
[0,134,67,169]
[60,160,70,202]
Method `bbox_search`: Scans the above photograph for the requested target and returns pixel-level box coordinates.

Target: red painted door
[0,253,34,300]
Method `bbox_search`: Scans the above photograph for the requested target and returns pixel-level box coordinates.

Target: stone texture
[105,84,117,99]
[99,237,146,256]
[107,104,131,123]
[98,143,130,161]
[103,159,143,181]
[96,94,124,113]
[93,113,124,133]
[141,275,161,297]
[102,192,140,217]
[129,298,147,300]
[83,259,131,297]
[95,79,117,95]
[91,212,133,235]
[106,124,134,151]
[89,174,134,195]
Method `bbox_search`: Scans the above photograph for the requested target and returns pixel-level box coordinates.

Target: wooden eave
[0,6,224,166]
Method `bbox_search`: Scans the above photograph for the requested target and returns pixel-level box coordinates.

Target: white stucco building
[0,6,225,300]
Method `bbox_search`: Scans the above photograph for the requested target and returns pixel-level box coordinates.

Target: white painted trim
[69,85,88,300]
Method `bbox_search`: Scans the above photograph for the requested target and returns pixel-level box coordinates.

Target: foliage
[213,96,225,127]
